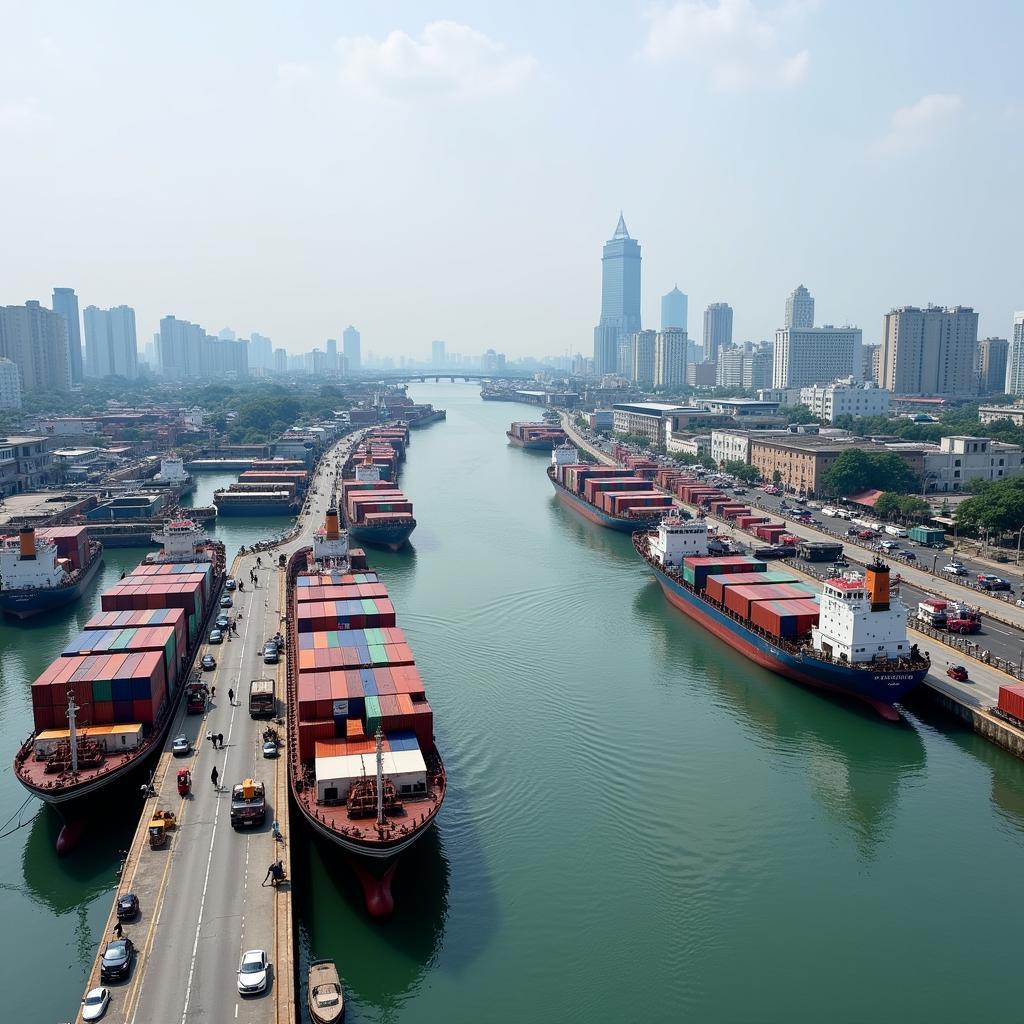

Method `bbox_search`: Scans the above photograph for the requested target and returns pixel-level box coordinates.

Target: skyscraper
[661,286,687,332]
[52,288,83,385]
[325,338,339,375]
[630,330,657,385]
[703,303,733,364]
[880,305,978,396]
[772,326,862,388]
[1007,314,1024,397]
[785,285,814,329]
[593,214,642,376]
[431,339,446,366]
[654,328,688,388]
[343,326,361,373]
[976,337,1009,394]
[249,333,273,371]
[0,300,72,393]
[83,305,139,379]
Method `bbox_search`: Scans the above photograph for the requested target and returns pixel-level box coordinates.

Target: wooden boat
[308,959,345,1023]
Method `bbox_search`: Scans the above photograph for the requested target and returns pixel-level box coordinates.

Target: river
[3,382,1023,1022]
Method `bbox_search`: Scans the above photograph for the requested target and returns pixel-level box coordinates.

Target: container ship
[0,526,104,619]
[286,508,445,917]
[633,515,930,719]
[341,428,416,550]
[13,519,225,852]
[213,481,300,516]
[547,443,674,532]
[507,421,566,449]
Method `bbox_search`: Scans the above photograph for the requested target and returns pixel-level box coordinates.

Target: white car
[81,986,111,1021]
[171,735,191,756]
[943,563,967,576]
[238,949,269,995]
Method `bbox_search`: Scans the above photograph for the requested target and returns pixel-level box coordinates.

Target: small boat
[308,959,345,1023]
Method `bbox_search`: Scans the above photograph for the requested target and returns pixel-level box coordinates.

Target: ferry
[0,527,103,619]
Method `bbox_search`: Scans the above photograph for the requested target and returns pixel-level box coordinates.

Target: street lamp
[1016,524,1024,566]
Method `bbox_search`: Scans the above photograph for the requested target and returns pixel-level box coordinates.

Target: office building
[716,345,746,388]
[343,325,361,373]
[880,305,979,396]
[784,284,814,329]
[630,330,657,386]
[687,361,718,388]
[0,358,22,409]
[0,300,72,394]
[593,214,642,376]
[773,325,862,388]
[158,315,247,379]
[1009,314,1024,397]
[52,288,83,385]
[976,337,1009,394]
[655,328,688,388]
[431,340,446,366]
[702,303,733,363]
[922,435,1024,492]
[83,305,139,379]
[612,401,688,445]
[661,286,687,332]
[325,338,339,375]
[799,378,890,424]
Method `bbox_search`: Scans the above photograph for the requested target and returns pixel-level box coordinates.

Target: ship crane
[375,726,385,829]
[66,689,79,775]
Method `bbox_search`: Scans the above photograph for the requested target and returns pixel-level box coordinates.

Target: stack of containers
[83,607,187,656]
[36,526,91,570]
[997,685,1024,723]
[750,598,821,638]
[61,624,179,693]
[249,460,307,472]
[583,477,649,503]
[682,555,766,591]
[736,514,768,529]
[563,466,636,497]
[102,572,207,642]
[754,523,786,542]
[704,570,800,604]
[721,506,751,520]
[601,491,673,516]
[238,469,309,494]
[724,583,820,620]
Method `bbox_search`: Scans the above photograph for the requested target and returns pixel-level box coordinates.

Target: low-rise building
[587,410,614,431]
[799,378,890,423]
[978,404,1024,427]
[612,402,688,445]
[686,361,717,388]
[922,435,1024,492]
[666,431,711,457]
[711,428,794,467]
[0,435,53,494]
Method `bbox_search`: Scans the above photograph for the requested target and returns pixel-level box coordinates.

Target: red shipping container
[297,674,318,722]
[131,699,155,726]
[298,720,335,761]
[411,702,434,749]
[92,703,115,725]
[31,680,52,710]
[998,685,1024,723]
[751,598,820,638]
[724,583,814,620]
[33,705,56,730]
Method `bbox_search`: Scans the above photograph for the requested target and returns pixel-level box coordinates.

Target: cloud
[871,93,964,156]
[644,0,811,92]
[336,20,538,101]
[0,98,46,131]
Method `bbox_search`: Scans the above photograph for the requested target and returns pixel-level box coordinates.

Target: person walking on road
[211,684,216,699]
[217,732,224,749]
[211,765,219,790]
[228,687,234,705]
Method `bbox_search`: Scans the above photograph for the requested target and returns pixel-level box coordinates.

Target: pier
[78,436,355,1024]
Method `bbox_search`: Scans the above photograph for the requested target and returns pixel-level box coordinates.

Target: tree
[777,403,820,425]
[820,450,920,497]
[874,492,930,521]
[955,478,1024,536]
[772,470,783,486]
[723,460,761,484]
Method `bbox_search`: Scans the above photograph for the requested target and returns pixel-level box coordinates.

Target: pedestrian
[257,555,262,568]
[253,575,258,588]
[228,688,235,705]
[211,684,216,699]
[113,921,123,939]
[207,731,213,747]
[217,732,224,748]
[211,765,219,789]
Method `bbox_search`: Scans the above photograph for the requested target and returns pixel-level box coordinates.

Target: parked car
[857,530,876,540]
[225,577,237,591]
[100,938,136,982]
[201,654,217,671]
[215,614,230,630]
[846,527,859,536]
[209,629,223,644]
[879,540,898,550]
[262,642,280,665]
[977,574,1012,591]
[81,987,111,1022]
[946,664,969,682]
[220,594,233,608]
[903,551,917,561]
[172,734,191,756]
[262,738,279,758]
[238,949,270,995]
[943,563,967,576]
[116,892,140,921]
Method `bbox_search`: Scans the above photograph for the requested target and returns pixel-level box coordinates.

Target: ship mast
[375,726,385,827]
[66,688,79,774]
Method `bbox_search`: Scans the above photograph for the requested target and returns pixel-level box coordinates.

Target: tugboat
[0,526,103,619]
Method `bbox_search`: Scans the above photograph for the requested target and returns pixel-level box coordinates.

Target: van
[884,525,908,538]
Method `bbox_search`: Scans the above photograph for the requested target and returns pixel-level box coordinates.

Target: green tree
[955,479,1024,536]
[874,492,930,520]
[820,450,920,497]
[772,470,783,486]
[777,403,820,425]
[723,460,761,483]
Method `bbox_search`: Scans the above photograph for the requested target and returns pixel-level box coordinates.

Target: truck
[249,678,275,718]
[185,679,209,714]
[917,599,982,632]
[909,525,945,546]
[917,599,948,626]
[884,524,908,538]
[230,778,266,829]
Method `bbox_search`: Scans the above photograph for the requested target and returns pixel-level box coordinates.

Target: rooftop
[613,402,689,414]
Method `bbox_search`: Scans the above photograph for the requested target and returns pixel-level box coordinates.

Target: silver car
[237,949,269,995]
[81,986,111,1021]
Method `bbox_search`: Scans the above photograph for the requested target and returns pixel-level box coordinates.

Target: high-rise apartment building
[593,214,642,376]
[716,345,746,388]
[249,333,273,371]
[325,338,339,375]
[1008,313,1024,397]
[343,326,361,373]
[83,305,139,379]
[976,337,1009,394]
[0,358,22,409]
[773,326,862,388]
[880,305,979,396]
[52,288,83,385]
[784,285,814,329]
[0,300,72,394]
[431,340,446,366]
[860,344,881,383]
[655,328,688,388]
[703,303,733,364]
[661,286,687,332]
[630,330,657,385]
[274,348,288,374]
[158,315,246,378]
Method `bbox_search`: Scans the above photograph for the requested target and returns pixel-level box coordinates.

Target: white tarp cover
[315,747,427,802]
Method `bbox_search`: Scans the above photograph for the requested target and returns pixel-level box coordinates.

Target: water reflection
[634,580,927,855]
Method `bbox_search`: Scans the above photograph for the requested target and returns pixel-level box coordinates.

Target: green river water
[3,382,1023,1022]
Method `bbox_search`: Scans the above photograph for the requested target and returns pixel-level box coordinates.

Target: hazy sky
[2,1,1022,359]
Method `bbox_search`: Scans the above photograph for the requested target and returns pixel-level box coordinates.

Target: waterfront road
[82,434,358,1024]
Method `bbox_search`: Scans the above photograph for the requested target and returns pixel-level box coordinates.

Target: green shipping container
[360,599,378,615]
[92,679,113,703]
[188,613,198,640]
[365,695,382,735]
[115,627,138,649]
[364,628,384,646]
[368,644,388,665]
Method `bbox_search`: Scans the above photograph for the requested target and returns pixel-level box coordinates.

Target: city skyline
[2,5,1022,358]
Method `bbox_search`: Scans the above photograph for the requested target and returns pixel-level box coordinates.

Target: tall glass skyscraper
[661,286,687,332]
[52,287,83,384]
[593,214,641,375]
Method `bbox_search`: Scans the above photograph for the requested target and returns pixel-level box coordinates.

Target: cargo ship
[13,519,225,853]
[341,429,416,550]
[633,515,930,719]
[547,443,674,532]
[507,421,566,449]
[286,508,445,917]
[0,526,104,619]
[213,482,300,516]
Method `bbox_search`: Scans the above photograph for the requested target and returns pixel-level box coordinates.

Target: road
[84,434,357,1024]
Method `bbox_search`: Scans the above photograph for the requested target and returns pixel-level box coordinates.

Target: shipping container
[724,583,818,620]
[750,597,821,638]
[682,556,767,590]
[704,570,800,604]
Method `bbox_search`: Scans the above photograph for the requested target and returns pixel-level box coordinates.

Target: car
[846,527,859,536]
[215,613,230,629]
[172,734,191,756]
[81,986,111,1022]
[943,563,967,576]
[100,938,136,982]
[262,642,280,665]
[806,501,822,509]
[978,574,1012,591]
[201,654,217,671]
[209,629,223,644]
[116,892,139,921]
[857,530,876,540]
[262,738,279,758]
[879,540,897,550]
[821,506,838,517]
[220,594,233,608]
[808,518,822,525]
[947,664,969,682]
[238,949,270,995]
[733,487,747,495]
[225,577,237,590]
[903,551,917,561]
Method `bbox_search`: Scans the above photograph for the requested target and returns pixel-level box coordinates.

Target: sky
[2,1,1023,360]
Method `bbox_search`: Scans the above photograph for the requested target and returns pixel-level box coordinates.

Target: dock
[78,436,356,1024]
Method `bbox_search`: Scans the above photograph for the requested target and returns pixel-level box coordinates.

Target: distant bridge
[362,371,533,384]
